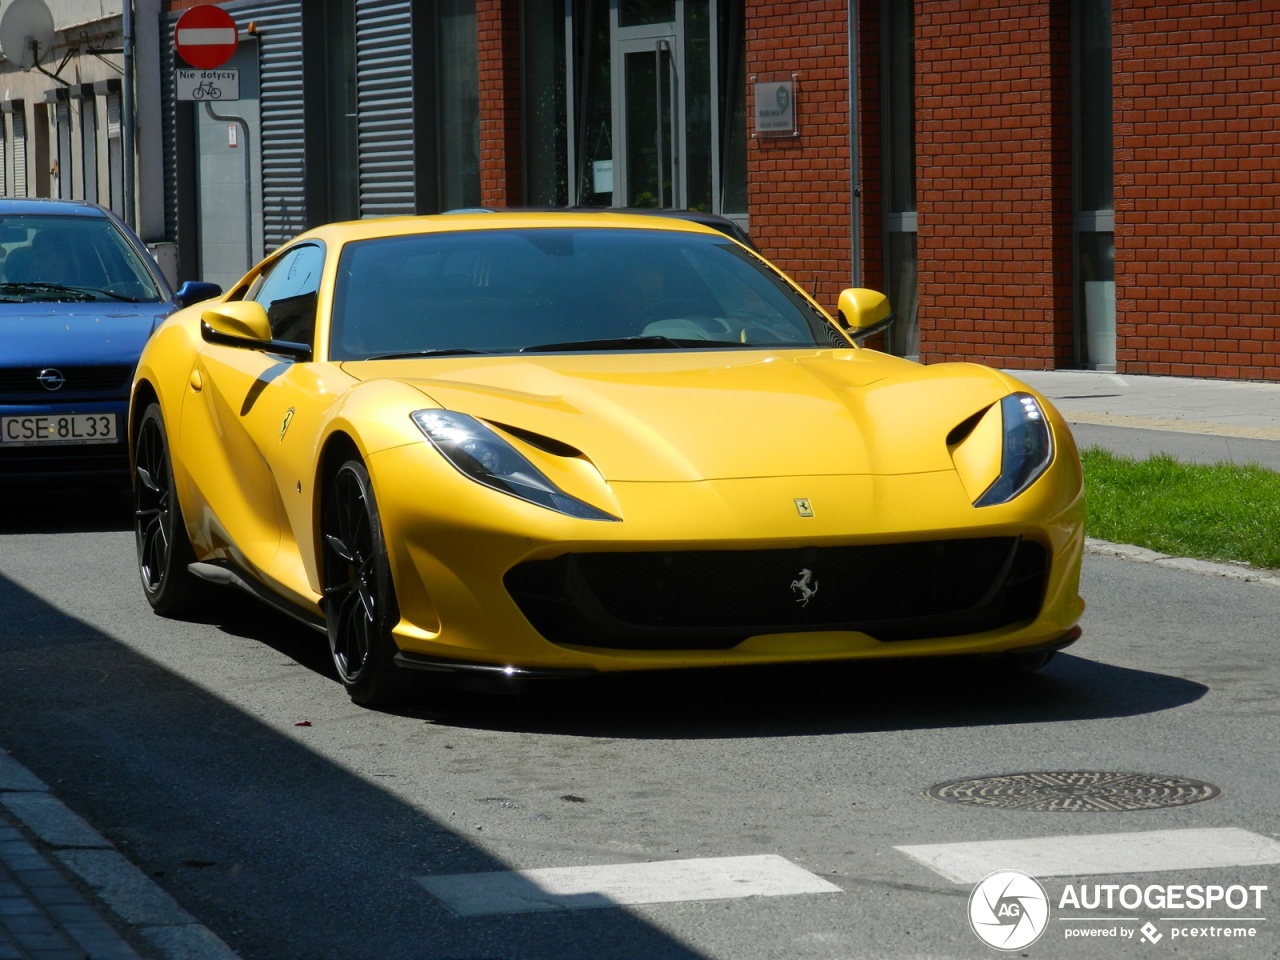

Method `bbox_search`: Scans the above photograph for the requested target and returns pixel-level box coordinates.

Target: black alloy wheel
[322,459,421,708]
[134,403,205,616]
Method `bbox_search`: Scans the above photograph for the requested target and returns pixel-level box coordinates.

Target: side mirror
[835,288,893,342]
[175,280,223,308]
[201,301,311,361]
[202,301,273,342]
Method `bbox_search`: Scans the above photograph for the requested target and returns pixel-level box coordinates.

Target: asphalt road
[1,488,1278,959]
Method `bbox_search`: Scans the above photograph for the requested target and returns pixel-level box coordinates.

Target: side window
[249,243,324,345]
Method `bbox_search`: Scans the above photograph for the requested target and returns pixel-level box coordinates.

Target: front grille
[0,440,129,483]
[504,537,1047,650]
[0,365,132,396]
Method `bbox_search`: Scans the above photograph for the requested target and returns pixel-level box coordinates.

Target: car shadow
[201,590,1208,740]
[407,653,1208,739]
[0,571,713,960]
[0,484,132,533]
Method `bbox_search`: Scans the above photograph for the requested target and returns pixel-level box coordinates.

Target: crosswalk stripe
[416,854,841,916]
[896,827,1280,884]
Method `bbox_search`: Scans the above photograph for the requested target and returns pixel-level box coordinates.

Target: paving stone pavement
[0,750,238,960]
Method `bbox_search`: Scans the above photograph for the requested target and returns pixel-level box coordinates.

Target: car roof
[0,198,114,218]
[439,206,756,249]
[293,209,739,249]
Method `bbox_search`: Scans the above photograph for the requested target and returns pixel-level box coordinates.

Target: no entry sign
[174,5,239,70]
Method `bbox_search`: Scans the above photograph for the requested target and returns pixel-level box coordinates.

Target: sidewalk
[0,749,237,960]
[1012,369,1280,471]
[2,370,1276,960]
[1014,368,1280,587]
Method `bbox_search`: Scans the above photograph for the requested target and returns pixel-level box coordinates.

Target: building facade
[13,1,1274,380]
[0,1,169,253]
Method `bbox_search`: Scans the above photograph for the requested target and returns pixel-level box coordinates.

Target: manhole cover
[926,771,1221,812]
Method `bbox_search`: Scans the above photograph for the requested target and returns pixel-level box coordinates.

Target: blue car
[0,199,219,485]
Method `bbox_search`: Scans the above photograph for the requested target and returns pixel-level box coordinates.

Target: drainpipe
[848,0,861,287]
[123,0,135,229]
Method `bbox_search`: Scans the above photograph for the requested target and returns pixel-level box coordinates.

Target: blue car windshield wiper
[0,281,145,303]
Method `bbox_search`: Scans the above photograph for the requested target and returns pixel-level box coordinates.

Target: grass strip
[1080,447,1280,571]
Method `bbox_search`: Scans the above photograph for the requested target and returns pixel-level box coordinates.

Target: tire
[321,459,422,708]
[133,403,207,616]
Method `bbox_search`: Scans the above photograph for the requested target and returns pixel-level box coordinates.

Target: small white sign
[592,158,613,195]
[176,68,240,102]
[754,79,797,137]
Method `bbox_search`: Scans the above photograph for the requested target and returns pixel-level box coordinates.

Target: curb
[1085,537,1280,588]
[0,748,240,960]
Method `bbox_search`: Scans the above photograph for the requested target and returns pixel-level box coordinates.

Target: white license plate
[0,413,119,446]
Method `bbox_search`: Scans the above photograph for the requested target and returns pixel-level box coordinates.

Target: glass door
[613,34,681,208]
[571,0,687,209]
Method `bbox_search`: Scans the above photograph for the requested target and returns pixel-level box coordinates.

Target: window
[1073,0,1114,369]
[438,0,479,210]
[881,0,917,359]
[248,243,324,345]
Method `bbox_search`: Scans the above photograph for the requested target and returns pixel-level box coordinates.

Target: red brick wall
[914,1,1074,369]
[1114,1,1280,380]
[476,0,524,208]
[745,1,855,312]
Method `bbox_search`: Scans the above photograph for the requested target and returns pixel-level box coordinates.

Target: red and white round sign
[174,4,238,70]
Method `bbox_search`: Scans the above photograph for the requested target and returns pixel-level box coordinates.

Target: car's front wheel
[134,403,206,616]
[322,458,422,708]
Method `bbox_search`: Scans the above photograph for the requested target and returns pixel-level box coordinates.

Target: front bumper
[366,442,1086,674]
[0,398,130,484]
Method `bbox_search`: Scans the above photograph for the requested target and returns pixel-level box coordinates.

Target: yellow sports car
[131,211,1084,708]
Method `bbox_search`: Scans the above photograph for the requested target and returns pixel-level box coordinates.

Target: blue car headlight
[975,393,1054,507]
[411,409,618,521]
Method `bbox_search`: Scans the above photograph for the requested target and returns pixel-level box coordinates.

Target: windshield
[0,213,164,303]
[329,227,849,360]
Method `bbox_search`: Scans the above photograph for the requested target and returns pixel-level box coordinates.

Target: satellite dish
[0,0,56,71]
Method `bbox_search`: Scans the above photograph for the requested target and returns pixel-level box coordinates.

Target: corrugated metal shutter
[355,0,416,218]
[162,1,307,254]
[13,112,26,197]
[160,25,178,239]
[106,94,121,138]
[251,4,308,251]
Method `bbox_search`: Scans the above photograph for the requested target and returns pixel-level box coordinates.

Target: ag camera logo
[969,870,1050,950]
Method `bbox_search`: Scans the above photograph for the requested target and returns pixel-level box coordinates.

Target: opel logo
[36,368,66,391]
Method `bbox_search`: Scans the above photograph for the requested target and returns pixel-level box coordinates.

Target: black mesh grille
[0,366,132,396]
[504,538,1048,650]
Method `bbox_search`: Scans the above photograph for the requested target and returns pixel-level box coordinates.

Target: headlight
[974,393,1054,506]
[411,409,618,521]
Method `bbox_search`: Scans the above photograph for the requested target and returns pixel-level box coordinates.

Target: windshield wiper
[365,347,490,360]
[0,282,145,303]
[520,335,744,353]
[0,282,95,302]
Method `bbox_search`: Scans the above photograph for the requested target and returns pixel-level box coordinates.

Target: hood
[342,350,1016,482]
[0,301,172,368]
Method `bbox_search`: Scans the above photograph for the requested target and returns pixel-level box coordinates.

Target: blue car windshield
[0,214,164,303]
[329,227,850,360]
